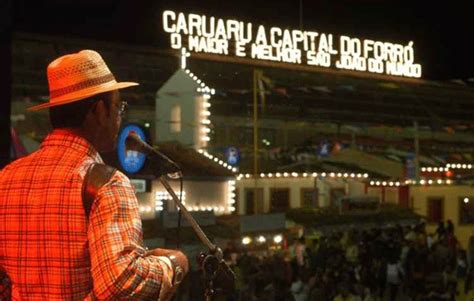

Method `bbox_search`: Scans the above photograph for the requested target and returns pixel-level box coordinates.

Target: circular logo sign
[117,124,147,174]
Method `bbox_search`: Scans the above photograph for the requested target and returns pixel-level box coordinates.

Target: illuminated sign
[162,10,422,78]
[225,146,240,166]
[117,124,147,174]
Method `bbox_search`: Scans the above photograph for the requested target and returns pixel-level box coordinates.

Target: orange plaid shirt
[0,129,172,300]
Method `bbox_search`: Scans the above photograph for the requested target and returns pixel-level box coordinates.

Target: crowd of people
[213,221,474,301]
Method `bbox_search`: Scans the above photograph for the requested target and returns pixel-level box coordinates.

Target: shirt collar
[41,129,103,163]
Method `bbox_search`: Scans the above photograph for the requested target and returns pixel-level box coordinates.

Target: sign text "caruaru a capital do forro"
[162,10,422,78]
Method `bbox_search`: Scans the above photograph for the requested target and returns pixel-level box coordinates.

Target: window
[170,104,181,133]
[301,188,318,208]
[245,188,263,215]
[459,196,474,224]
[427,197,444,223]
[270,188,290,212]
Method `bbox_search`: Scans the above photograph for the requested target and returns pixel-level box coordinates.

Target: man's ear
[93,99,109,125]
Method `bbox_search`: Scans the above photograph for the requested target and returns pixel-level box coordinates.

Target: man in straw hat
[0,50,188,300]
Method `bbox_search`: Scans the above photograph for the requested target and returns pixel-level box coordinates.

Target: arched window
[170,104,181,133]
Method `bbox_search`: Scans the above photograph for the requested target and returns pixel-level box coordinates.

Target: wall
[365,185,409,206]
[410,185,474,249]
[150,178,232,215]
[236,176,366,214]
[155,69,204,148]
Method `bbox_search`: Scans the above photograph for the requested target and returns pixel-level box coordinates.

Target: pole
[414,121,420,181]
[313,176,318,208]
[253,70,259,214]
[158,176,236,300]
[299,0,303,30]
[158,176,216,251]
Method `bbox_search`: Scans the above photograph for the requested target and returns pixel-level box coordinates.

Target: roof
[102,142,235,178]
[286,204,423,230]
[189,57,474,128]
[156,143,235,178]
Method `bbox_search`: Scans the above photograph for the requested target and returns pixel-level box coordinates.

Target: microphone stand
[158,175,235,301]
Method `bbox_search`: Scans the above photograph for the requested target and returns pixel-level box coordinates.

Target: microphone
[125,132,182,178]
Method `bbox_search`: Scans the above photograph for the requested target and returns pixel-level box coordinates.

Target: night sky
[9,0,473,80]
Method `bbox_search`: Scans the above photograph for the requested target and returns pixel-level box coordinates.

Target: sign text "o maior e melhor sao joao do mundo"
[162,10,422,78]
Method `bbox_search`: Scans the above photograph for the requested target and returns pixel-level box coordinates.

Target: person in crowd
[295,236,308,269]
[386,256,404,301]
[436,221,446,239]
[290,270,309,301]
[0,50,188,300]
[218,222,465,301]
[465,234,474,294]
[457,250,468,279]
[446,220,454,234]
[333,283,360,301]
[427,233,435,250]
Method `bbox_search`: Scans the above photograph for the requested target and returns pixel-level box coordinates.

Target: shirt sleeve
[87,170,171,299]
[154,256,175,301]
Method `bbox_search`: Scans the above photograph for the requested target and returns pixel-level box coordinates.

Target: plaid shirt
[0,129,173,300]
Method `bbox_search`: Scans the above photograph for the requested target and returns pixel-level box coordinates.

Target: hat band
[49,73,116,99]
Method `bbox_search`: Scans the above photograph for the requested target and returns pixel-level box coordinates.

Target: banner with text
[163,10,422,78]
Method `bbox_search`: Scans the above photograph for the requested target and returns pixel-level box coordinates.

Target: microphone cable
[176,175,184,249]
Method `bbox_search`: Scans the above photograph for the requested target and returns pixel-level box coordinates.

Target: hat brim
[27,81,139,111]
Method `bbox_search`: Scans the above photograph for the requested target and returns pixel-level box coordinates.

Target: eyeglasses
[118,101,128,117]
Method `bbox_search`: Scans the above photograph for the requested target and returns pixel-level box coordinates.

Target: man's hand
[146,248,189,275]
[145,248,189,301]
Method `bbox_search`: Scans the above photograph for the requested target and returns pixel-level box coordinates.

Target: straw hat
[28,50,138,111]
